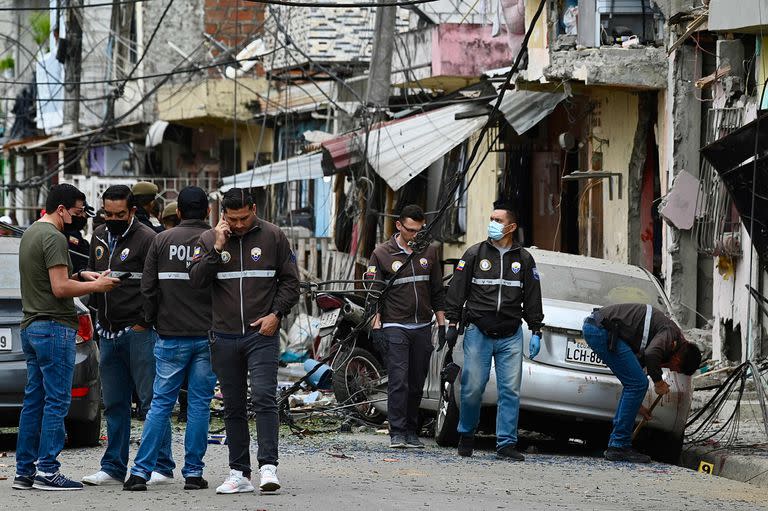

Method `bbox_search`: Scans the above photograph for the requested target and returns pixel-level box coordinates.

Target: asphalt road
[0,426,766,511]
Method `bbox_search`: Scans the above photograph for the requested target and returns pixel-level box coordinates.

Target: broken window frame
[694,107,743,257]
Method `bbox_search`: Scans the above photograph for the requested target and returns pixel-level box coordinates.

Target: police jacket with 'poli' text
[445,240,544,337]
[188,218,300,336]
[88,219,156,332]
[365,236,445,324]
[593,303,683,382]
[141,219,212,337]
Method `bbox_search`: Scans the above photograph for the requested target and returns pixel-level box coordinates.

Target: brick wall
[204,0,266,53]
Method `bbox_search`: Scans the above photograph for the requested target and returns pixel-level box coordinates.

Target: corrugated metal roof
[319,89,565,191]
[498,90,567,135]
[221,151,323,191]
[321,103,487,191]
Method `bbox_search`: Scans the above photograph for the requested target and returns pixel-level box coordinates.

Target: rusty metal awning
[320,90,565,191]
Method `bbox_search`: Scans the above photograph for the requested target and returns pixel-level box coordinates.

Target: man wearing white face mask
[444,199,544,461]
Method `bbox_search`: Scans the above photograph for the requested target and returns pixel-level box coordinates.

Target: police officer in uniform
[82,185,174,487]
[189,188,299,495]
[132,182,164,233]
[365,205,445,449]
[123,187,217,491]
[582,303,702,463]
[444,199,544,461]
[161,201,180,230]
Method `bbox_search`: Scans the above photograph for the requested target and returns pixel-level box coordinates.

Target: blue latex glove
[529,334,541,359]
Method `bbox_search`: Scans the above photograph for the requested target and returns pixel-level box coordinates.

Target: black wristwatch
[272,310,283,319]
[76,270,85,282]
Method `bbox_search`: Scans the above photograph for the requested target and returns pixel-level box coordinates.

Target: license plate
[319,309,341,329]
[565,338,605,367]
[0,328,11,350]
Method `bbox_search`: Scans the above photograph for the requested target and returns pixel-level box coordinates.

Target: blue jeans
[99,328,174,479]
[16,321,76,476]
[131,337,217,479]
[582,317,649,448]
[457,324,523,450]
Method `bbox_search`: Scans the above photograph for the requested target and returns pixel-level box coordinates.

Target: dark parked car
[0,237,101,446]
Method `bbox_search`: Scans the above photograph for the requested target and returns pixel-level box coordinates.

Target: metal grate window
[694,107,743,257]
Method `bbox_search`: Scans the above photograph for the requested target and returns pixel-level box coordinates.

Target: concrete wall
[708,0,768,33]
[588,89,639,263]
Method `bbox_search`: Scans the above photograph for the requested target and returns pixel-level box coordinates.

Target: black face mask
[105,219,130,236]
[68,216,87,232]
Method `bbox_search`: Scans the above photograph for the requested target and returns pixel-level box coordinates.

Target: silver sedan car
[421,248,692,462]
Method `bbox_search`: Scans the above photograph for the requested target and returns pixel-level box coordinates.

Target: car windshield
[538,263,668,313]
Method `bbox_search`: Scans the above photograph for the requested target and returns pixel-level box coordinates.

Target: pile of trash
[280,313,321,363]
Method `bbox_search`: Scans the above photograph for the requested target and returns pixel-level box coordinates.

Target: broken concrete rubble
[544,47,667,89]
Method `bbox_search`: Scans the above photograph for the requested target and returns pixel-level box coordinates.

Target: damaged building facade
[513,0,768,365]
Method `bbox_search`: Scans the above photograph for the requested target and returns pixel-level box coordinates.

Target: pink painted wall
[432,24,517,77]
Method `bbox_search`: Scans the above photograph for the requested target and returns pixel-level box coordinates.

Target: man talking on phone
[189,188,299,495]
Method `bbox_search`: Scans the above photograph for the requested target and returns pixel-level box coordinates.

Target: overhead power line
[246,0,436,6]
[0,0,148,10]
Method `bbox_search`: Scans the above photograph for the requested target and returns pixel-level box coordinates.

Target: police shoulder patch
[532,267,540,280]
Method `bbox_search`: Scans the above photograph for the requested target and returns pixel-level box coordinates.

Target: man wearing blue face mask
[444,199,544,461]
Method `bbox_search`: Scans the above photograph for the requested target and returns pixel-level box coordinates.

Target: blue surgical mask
[487,220,506,241]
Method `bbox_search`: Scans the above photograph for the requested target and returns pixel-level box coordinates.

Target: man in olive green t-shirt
[14,184,118,492]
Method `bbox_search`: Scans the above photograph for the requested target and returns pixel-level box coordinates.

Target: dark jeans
[99,328,174,480]
[16,321,76,476]
[210,330,280,476]
[384,326,433,435]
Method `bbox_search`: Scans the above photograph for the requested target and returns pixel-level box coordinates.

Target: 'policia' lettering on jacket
[141,219,212,337]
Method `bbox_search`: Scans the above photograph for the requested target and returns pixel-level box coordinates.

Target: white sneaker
[259,464,280,492]
[215,469,255,494]
[147,472,174,486]
[81,470,123,486]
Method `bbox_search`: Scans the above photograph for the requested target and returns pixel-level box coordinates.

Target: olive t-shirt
[19,221,78,330]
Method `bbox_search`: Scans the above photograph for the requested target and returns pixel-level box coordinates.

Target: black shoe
[123,474,148,491]
[497,445,525,461]
[405,432,425,449]
[184,476,208,490]
[32,472,83,491]
[458,435,474,457]
[12,474,34,490]
[390,434,407,449]
[604,447,651,464]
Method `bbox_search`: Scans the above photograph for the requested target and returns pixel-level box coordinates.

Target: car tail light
[71,387,90,398]
[76,314,93,344]
[316,293,344,311]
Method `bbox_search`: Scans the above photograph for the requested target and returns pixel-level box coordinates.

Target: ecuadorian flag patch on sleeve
[456,260,466,271]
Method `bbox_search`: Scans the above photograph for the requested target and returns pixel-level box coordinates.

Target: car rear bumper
[0,341,100,426]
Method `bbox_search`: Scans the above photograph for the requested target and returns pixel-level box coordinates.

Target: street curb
[681,445,768,489]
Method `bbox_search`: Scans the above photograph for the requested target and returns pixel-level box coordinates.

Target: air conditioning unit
[577,0,661,48]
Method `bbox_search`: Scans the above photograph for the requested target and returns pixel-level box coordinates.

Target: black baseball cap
[177,186,208,219]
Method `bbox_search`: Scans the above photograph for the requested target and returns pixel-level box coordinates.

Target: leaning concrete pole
[366,1,396,111]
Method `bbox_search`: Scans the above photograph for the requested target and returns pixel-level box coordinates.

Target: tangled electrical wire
[272,0,548,434]
[684,360,768,450]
